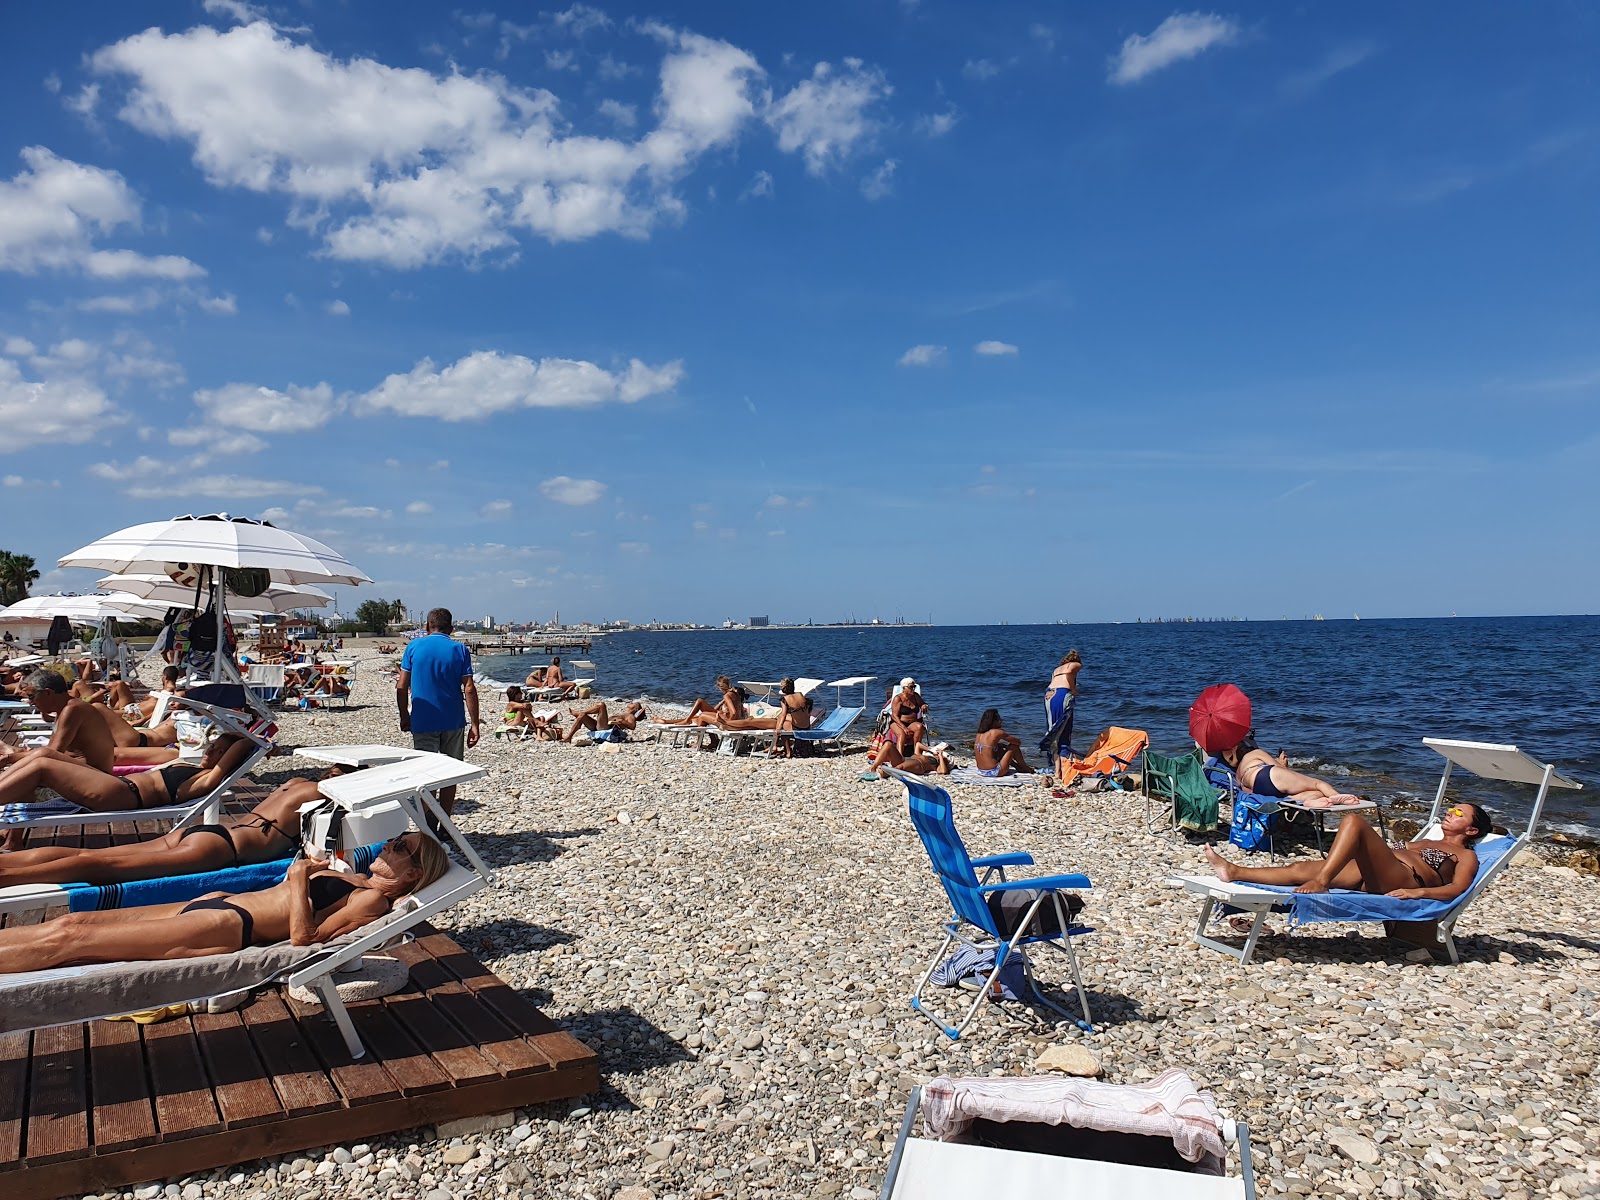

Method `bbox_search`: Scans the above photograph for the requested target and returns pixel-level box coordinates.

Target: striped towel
[66,843,381,912]
[1,794,83,825]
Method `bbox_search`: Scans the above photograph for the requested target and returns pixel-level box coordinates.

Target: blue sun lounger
[1169,738,1582,964]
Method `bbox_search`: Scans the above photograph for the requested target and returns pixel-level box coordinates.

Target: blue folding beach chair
[889,770,1095,1040]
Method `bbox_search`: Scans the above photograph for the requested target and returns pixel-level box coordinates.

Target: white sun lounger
[0,695,275,835]
[0,750,490,1060]
[1168,737,1581,964]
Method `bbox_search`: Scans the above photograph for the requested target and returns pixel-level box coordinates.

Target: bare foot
[1203,844,1237,882]
[1294,879,1331,894]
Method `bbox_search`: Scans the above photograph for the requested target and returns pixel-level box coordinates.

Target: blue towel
[1248,837,1512,925]
[67,842,381,912]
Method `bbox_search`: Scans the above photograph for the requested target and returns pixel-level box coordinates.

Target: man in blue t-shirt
[397,607,481,817]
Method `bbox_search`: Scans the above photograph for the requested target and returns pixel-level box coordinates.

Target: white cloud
[1030,24,1057,51]
[897,343,947,368]
[77,290,162,314]
[357,350,683,420]
[618,541,650,554]
[91,20,776,267]
[0,147,205,280]
[326,298,350,316]
[193,381,341,433]
[598,98,636,128]
[167,426,267,455]
[0,354,120,448]
[1109,13,1240,85]
[962,59,1001,81]
[765,59,890,175]
[740,169,774,201]
[975,340,1019,356]
[203,0,269,24]
[539,476,606,506]
[480,499,513,517]
[198,292,237,315]
[3,337,35,356]
[915,109,958,138]
[405,500,432,514]
[764,494,789,508]
[552,5,611,37]
[3,475,22,487]
[767,529,785,538]
[860,158,897,201]
[88,455,320,499]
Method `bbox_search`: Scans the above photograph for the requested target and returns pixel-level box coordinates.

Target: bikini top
[307,872,361,912]
[157,762,204,799]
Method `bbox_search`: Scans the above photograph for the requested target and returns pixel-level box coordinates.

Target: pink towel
[111,764,155,776]
[921,1068,1227,1168]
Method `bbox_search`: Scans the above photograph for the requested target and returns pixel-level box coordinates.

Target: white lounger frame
[0,750,490,1060]
[1171,737,1581,964]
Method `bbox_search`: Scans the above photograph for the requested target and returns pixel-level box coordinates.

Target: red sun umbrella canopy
[1189,684,1253,755]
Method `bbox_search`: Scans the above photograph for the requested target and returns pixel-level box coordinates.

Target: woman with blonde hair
[1041,650,1082,767]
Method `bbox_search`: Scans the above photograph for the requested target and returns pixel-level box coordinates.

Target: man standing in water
[397,608,480,821]
[1040,650,1082,768]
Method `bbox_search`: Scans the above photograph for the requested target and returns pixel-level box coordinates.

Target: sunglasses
[384,835,420,867]
[1446,806,1466,818]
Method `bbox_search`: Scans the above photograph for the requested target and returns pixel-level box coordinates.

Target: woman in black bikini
[1204,803,1492,898]
[0,772,343,887]
[0,733,255,816]
[0,833,449,970]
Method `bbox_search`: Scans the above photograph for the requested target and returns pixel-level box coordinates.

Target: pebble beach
[85,647,1600,1200]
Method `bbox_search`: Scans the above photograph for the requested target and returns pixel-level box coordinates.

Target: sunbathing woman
[721,678,813,733]
[1215,739,1361,807]
[0,772,341,887]
[974,708,1033,777]
[0,732,255,818]
[664,677,745,727]
[0,832,448,972]
[864,738,953,779]
[563,700,648,742]
[1204,803,1491,898]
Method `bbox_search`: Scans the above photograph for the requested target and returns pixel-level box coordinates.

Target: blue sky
[1,1,1596,625]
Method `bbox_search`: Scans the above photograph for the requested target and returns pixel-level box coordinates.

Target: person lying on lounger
[864,738,953,779]
[1204,804,1491,898]
[563,700,648,742]
[974,708,1033,777]
[720,677,813,732]
[0,770,350,887]
[664,676,746,726]
[0,832,449,971]
[1214,738,1361,807]
[0,732,256,823]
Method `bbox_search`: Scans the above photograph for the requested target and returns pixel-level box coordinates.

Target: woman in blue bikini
[1215,738,1361,807]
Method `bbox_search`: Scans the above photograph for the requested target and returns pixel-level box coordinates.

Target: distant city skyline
[3,2,1597,624]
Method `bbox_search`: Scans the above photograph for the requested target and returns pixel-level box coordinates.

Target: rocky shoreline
[77,648,1600,1200]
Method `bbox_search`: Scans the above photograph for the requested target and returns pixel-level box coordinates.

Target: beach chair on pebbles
[888,769,1094,1040]
[880,1072,1257,1199]
[0,689,275,838]
[1143,748,1224,838]
[0,750,491,1061]
[774,675,873,756]
[1168,738,1582,964]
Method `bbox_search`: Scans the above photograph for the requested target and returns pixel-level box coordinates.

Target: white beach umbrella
[58,513,370,586]
[96,572,334,614]
[0,592,166,623]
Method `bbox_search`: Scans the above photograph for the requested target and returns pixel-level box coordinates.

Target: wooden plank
[25,1023,88,1166]
[409,935,595,1074]
[238,996,342,1118]
[343,1000,453,1097]
[191,1012,283,1129]
[0,1031,29,1167]
[367,982,499,1087]
[393,942,551,1077]
[142,1017,222,1142]
[87,1020,158,1153]
[282,993,398,1108]
[79,820,113,851]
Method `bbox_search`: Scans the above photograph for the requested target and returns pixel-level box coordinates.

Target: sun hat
[900,677,916,688]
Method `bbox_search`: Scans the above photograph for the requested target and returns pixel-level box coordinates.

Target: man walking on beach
[397,607,480,820]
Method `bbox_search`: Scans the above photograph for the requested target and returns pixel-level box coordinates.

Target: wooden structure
[0,796,597,1199]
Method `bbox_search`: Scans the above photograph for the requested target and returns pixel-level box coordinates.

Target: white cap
[900,677,916,688]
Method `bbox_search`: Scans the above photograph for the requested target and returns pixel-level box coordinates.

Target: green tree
[355,598,396,636]
[0,551,40,606]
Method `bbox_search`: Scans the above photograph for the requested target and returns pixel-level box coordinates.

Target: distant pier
[463,634,597,654]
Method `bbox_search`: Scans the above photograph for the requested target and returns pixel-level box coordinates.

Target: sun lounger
[0,750,490,1059]
[881,1072,1257,1199]
[246,661,287,705]
[1169,737,1581,964]
[1058,727,1148,789]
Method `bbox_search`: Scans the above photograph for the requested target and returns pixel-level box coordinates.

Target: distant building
[484,615,494,630]
[749,615,769,627]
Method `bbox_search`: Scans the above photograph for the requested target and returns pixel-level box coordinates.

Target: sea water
[478,615,1599,833]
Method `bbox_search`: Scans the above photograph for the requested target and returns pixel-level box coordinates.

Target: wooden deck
[0,792,598,1200]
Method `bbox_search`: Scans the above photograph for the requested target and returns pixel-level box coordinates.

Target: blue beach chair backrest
[806,705,863,736]
[903,777,999,936]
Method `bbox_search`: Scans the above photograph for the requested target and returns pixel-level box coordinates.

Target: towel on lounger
[949,768,1027,787]
[66,842,381,912]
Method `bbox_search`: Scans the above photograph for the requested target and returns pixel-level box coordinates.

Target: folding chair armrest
[981,873,1091,893]
[970,851,1033,869]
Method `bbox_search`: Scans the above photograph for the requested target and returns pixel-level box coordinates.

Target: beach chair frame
[888,769,1094,1040]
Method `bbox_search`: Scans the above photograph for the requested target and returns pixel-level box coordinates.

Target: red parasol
[1189,684,1252,755]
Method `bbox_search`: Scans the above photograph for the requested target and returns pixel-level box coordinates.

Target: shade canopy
[97,573,333,614]
[1188,684,1253,756]
[0,593,166,624]
[60,513,370,586]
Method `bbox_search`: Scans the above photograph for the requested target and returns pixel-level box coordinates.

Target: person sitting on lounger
[0,832,449,971]
[523,665,548,687]
[1215,738,1361,807]
[563,700,648,742]
[889,678,928,753]
[1,669,118,774]
[974,708,1033,777]
[502,685,536,731]
[105,665,185,724]
[665,676,746,726]
[0,732,256,824]
[864,737,953,779]
[0,770,350,887]
[309,671,350,699]
[1204,803,1491,898]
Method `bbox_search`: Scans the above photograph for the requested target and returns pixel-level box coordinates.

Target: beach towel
[921,1070,1228,1170]
[65,842,381,912]
[1,795,82,824]
[1242,836,1512,925]
[949,768,1028,787]
[1039,688,1076,767]
[1057,727,1149,789]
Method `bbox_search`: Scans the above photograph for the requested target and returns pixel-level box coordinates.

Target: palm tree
[0,551,40,606]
